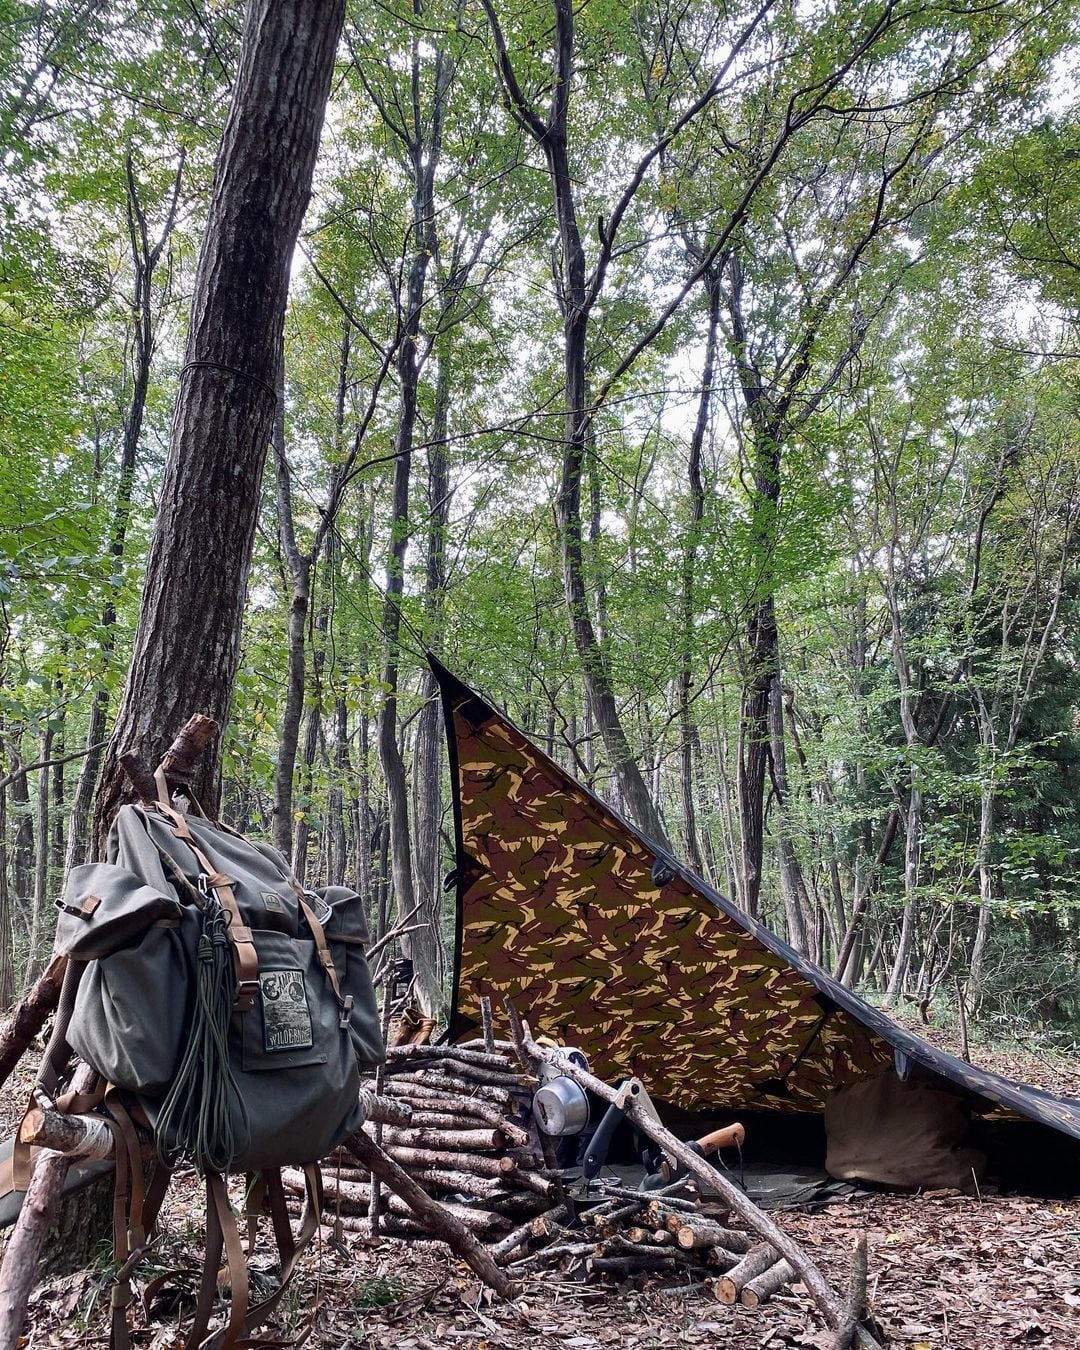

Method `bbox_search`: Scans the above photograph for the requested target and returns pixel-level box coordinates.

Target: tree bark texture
[93,0,346,845]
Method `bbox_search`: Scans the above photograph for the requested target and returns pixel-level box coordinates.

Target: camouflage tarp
[434,658,1080,1143]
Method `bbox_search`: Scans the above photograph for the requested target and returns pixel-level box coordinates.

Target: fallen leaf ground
[5,1030,1079,1348]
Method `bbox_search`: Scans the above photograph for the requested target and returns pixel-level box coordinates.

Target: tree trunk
[968,720,996,1000]
[678,270,719,878]
[410,355,452,1015]
[0,763,12,1008]
[769,676,809,954]
[28,728,52,978]
[271,351,312,860]
[483,0,670,850]
[292,618,325,884]
[738,589,778,918]
[8,737,33,933]
[885,783,920,1006]
[93,0,346,845]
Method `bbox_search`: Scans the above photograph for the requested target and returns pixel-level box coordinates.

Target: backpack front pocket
[239,933,328,1072]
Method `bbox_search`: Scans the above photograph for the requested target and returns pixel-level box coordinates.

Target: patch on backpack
[259,968,313,1051]
[260,890,287,914]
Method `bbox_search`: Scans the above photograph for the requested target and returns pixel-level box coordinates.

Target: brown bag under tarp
[825,1070,987,1190]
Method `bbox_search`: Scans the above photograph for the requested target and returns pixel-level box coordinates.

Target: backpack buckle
[235,978,259,1013]
[339,994,354,1030]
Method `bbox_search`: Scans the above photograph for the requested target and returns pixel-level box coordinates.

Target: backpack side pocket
[58,863,200,1095]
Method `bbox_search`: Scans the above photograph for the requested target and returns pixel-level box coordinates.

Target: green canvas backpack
[38,787,385,1346]
[56,799,382,1170]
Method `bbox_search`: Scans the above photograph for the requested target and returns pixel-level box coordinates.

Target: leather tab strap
[297,898,343,1005]
[104,1092,146,1250]
[186,1174,224,1350]
[209,1170,249,1349]
[151,797,259,1010]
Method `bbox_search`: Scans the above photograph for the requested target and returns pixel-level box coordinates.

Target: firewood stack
[279,1040,797,1308]
[489,1177,796,1306]
[282,1041,555,1241]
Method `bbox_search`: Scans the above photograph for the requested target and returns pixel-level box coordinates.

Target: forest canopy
[2,0,1079,1036]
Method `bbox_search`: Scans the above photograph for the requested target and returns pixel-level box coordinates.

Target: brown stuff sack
[825,1070,987,1190]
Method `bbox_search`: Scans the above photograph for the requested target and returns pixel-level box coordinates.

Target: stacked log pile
[282,1041,556,1241]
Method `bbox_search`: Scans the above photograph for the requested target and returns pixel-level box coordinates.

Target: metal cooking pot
[532,1075,590,1137]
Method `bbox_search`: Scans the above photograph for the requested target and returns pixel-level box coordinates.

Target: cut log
[372,1125,504,1152]
[156,714,218,784]
[529,1208,567,1237]
[502,1169,555,1199]
[374,1082,530,1144]
[675,1218,754,1252]
[379,1145,516,1179]
[0,955,66,1091]
[357,1089,412,1126]
[588,1254,677,1278]
[488,1203,568,1264]
[341,1127,514,1297]
[401,1110,490,1131]
[387,1043,517,1073]
[740,1258,795,1309]
[404,1167,517,1203]
[713,1244,778,1304]
[598,1235,692,1261]
[18,1101,153,1162]
[387,1071,514,1107]
[282,1168,508,1235]
[387,1054,532,1089]
[509,1240,593,1270]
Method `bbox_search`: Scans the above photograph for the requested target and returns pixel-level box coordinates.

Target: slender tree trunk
[271,351,312,859]
[293,599,326,885]
[410,356,452,1015]
[968,701,997,1000]
[374,17,455,1002]
[769,676,809,954]
[885,783,921,1006]
[483,0,669,849]
[738,589,778,918]
[0,760,12,1008]
[93,0,346,844]
[9,737,34,934]
[28,730,53,977]
[329,690,349,887]
[678,271,719,877]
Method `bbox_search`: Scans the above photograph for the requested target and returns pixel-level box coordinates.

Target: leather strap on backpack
[150,778,259,1013]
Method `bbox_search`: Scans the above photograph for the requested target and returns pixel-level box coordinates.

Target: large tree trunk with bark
[92,0,345,845]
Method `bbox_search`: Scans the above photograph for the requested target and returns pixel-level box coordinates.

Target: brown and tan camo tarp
[434,659,1080,1142]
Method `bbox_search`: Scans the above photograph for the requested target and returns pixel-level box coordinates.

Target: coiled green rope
[155,899,251,1172]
